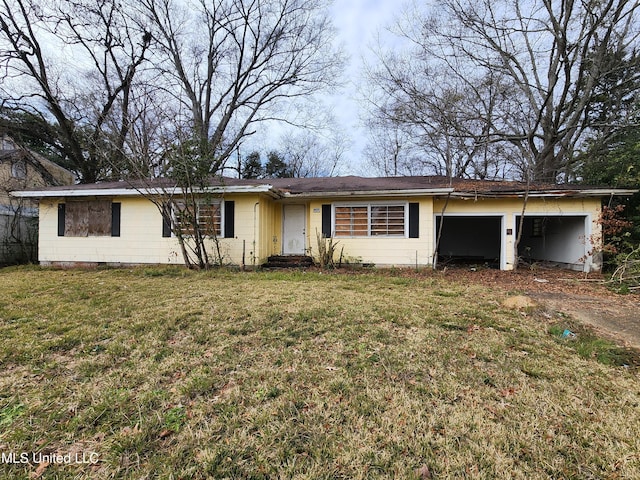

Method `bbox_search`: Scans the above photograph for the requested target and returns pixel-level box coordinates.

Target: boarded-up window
[335,206,368,237]
[63,200,113,237]
[198,203,222,236]
[371,205,405,236]
[334,204,406,237]
[175,200,222,237]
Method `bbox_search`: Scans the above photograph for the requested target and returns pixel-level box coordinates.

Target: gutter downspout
[253,202,259,266]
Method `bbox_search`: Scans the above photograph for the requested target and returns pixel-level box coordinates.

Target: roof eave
[450,188,639,199]
[282,188,455,198]
[11,184,279,198]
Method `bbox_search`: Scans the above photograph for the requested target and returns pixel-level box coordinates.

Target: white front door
[282,204,306,255]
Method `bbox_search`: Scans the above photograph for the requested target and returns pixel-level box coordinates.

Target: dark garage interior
[435,216,502,268]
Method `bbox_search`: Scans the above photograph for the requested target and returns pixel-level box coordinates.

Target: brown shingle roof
[265,175,561,194]
[11,175,637,198]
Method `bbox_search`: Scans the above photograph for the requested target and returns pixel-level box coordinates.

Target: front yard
[0,266,638,479]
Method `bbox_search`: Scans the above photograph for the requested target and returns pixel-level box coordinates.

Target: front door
[282,204,306,255]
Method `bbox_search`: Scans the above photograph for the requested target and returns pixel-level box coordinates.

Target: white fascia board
[283,188,455,198]
[11,184,277,198]
[450,189,639,199]
[574,189,638,196]
[12,188,160,198]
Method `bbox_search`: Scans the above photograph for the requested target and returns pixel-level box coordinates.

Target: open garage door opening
[435,216,502,269]
[516,216,589,271]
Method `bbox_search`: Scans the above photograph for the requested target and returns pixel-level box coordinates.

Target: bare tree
[365,0,640,182]
[0,0,152,182]
[363,118,419,177]
[364,35,518,180]
[279,128,347,177]
[136,0,343,267]
[139,0,340,170]
[1,0,344,268]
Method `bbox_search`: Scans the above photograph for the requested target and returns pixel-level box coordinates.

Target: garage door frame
[433,213,506,270]
[513,212,594,272]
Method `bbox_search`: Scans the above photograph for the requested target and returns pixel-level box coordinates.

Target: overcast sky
[326,0,403,174]
[245,0,404,175]
[246,0,403,175]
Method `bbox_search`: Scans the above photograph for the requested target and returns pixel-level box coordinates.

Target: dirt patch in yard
[438,266,640,350]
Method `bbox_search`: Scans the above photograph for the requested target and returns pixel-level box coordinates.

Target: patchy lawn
[0,266,638,479]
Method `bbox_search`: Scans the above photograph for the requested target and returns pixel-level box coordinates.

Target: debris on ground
[502,295,537,310]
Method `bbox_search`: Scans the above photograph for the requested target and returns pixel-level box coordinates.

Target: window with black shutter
[58,200,119,237]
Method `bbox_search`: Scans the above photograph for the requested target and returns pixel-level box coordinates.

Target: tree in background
[141,0,341,176]
[579,48,640,252]
[0,0,343,268]
[242,151,264,179]
[581,127,640,248]
[264,151,290,178]
[0,110,66,167]
[363,123,413,177]
[279,130,346,177]
[364,0,640,182]
[144,0,341,267]
[0,0,152,183]
[240,128,347,179]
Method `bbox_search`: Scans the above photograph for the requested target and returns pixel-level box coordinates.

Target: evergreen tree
[581,128,640,246]
[0,109,67,167]
[242,151,264,179]
[579,49,640,247]
[264,151,290,178]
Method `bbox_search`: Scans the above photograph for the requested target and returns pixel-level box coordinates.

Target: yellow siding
[307,198,435,267]
[38,195,267,266]
[257,196,280,264]
[433,196,601,215]
[37,192,602,270]
[433,196,602,270]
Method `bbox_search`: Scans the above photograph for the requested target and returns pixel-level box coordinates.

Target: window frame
[57,200,120,237]
[332,202,409,238]
[172,199,226,238]
[530,217,546,238]
[11,159,27,179]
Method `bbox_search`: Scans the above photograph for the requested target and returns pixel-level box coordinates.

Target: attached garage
[434,215,503,269]
[516,215,589,271]
[13,175,635,271]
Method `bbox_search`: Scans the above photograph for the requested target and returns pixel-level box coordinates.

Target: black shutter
[162,204,172,238]
[57,203,66,236]
[224,200,235,238]
[409,203,419,238]
[321,204,331,238]
[111,203,121,237]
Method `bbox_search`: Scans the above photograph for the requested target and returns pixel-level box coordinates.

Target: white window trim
[172,199,226,238]
[332,201,409,238]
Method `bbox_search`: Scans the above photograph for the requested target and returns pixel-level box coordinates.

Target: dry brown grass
[0,266,638,479]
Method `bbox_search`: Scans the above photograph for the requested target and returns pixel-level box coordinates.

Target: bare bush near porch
[315,229,339,268]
